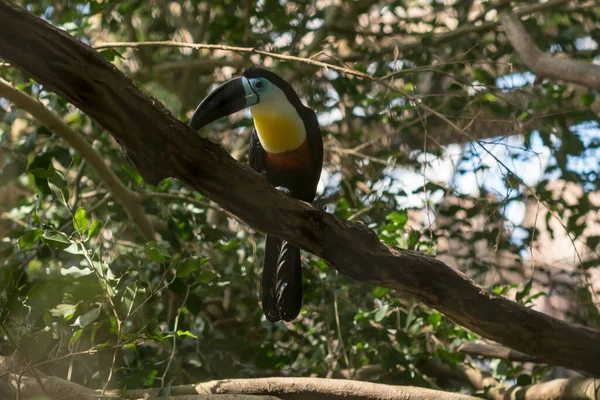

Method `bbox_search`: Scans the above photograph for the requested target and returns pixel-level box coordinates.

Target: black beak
[189,76,259,131]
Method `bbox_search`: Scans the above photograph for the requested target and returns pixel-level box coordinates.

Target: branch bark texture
[125,377,477,400]
[1,0,600,375]
[501,14,600,91]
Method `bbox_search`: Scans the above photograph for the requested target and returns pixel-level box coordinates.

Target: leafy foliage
[1,0,599,397]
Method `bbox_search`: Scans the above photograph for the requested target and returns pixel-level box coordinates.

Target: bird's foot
[275,186,291,195]
[314,200,328,211]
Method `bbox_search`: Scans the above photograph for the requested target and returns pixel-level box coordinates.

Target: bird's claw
[276,186,291,195]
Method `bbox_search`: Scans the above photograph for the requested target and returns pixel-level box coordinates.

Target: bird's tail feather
[261,235,302,322]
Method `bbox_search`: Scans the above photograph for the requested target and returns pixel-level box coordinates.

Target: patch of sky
[306,18,324,30]
[496,71,536,92]
[323,70,339,80]
[76,3,91,15]
[575,36,598,51]
[353,107,366,117]
[272,32,292,48]
[388,60,404,71]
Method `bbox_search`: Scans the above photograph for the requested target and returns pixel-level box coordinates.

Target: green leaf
[63,244,85,254]
[18,229,43,248]
[73,308,100,328]
[42,230,74,250]
[145,241,171,263]
[196,271,218,284]
[581,93,595,107]
[69,328,83,349]
[176,330,198,339]
[428,312,443,328]
[516,280,533,303]
[60,266,93,278]
[482,93,499,103]
[48,174,69,206]
[92,261,115,281]
[386,211,408,227]
[99,48,123,62]
[373,287,390,298]
[374,304,388,322]
[50,303,77,319]
[177,256,209,278]
[28,166,55,178]
[73,207,89,232]
[516,111,529,122]
[88,220,102,239]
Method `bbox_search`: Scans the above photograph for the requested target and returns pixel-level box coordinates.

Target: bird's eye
[251,78,267,91]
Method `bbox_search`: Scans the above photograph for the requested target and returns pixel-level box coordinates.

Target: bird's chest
[264,138,312,171]
[251,107,306,154]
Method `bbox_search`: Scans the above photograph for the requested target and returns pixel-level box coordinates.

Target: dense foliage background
[1,0,599,398]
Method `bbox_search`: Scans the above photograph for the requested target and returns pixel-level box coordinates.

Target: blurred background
[0,0,599,397]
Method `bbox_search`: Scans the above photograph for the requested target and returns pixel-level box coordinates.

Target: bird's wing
[301,107,324,194]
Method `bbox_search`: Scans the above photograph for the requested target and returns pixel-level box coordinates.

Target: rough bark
[125,377,477,400]
[1,0,600,375]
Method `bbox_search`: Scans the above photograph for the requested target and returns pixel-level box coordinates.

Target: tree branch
[1,0,600,375]
[505,377,600,400]
[458,342,541,363]
[0,77,156,241]
[0,359,278,399]
[94,40,375,81]
[420,358,507,400]
[501,13,600,91]
[123,377,477,400]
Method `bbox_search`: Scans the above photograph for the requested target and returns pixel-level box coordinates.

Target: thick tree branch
[123,377,477,400]
[1,0,600,376]
[501,14,600,91]
[505,377,600,400]
[0,362,278,399]
[0,78,156,241]
[422,358,600,400]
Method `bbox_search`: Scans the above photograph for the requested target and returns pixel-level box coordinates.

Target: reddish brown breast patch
[265,138,312,170]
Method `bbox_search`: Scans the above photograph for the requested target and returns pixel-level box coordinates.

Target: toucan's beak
[189,76,259,131]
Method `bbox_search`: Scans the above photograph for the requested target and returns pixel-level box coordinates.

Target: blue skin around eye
[243,78,270,107]
[253,78,271,91]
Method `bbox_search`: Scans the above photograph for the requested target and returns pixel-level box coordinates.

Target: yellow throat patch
[251,108,306,154]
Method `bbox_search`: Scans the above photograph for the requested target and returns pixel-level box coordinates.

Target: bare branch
[123,377,477,400]
[152,57,245,74]
[0,357,278,399]
[0,78,156,241]
[422,358,600,400]
[458,342,541,363]
[505,377,600,400]
[421,358,507,400]
[140,191,221,212]
[1,0,600,376]
[94,40,375,81]
[501,14,600,91]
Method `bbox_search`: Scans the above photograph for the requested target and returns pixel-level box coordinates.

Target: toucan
[189,67,323,322]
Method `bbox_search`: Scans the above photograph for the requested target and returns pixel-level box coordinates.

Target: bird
[189,67,323,322]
